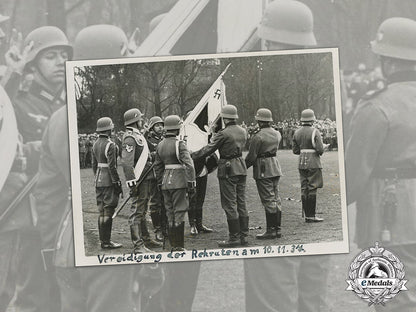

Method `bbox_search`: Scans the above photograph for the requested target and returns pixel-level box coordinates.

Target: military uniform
[92,132,121,247]
[122,126,161,251]
[292,121,325,221]
[34,107,135,312]
[154,132,195,232]
[0,85,50,312]
[245,125,282,238]
[145,129,165,240]
[192,121,248,245]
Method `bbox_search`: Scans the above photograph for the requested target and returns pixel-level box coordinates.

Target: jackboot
[256,213,277,240]
[140,219,162,248]
[239,216,250,246]
[301,195,308,219]
[171,222,185,251]
[150,212,164,242]
[130,224,152,253]
[276,210,282,238]
[305,194,323,223]
[101,216,122,249]
[218,219,241,247]
[195,209,213,233]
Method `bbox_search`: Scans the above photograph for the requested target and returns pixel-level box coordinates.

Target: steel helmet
[255,108,273,122]
[124,108,143,126]
[149,13,167,33]
[148,116,164,129]
[24,26,73,66]
[220,105,238,119]
[164,115,182,130]
[96,117,114,132]
[300,109,316,122]
[74,24,128,60]
[258,0,316,47]
[371,17,416,61]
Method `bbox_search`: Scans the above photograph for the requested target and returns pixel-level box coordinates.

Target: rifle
[0,173,38,225]
[112,163,155,219]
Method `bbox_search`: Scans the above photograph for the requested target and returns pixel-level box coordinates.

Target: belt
[165,164,183,169]
[97,163,108,168]
[372,168,416,179]
[220,154,242,160]
[300,149,316,153]
[258,152,276,158]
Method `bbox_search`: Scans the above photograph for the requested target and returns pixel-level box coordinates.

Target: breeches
[219,175,248,220]
[255,176,281,214]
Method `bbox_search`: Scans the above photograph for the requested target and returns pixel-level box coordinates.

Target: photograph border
[66,47,349,267]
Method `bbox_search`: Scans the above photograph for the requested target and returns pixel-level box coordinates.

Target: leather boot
[141,219,162,248]
[196,209,213,233]
[305,194,323,223]
[172,222,185,251]
[101,216,122,249]
[218,219,241,247]
[256,213,277,240]
[276,210,282,238]
[130,224,152,253]
[150,212,164,242]
[239,216,249,246]
[301,195,308,219]
[98,216,104,243]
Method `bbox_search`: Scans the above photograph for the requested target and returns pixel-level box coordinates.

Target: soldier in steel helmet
[346,17,416,310]
[154,115,196,251]
[145,116,166,242]
[192,104,248,247]
[245,108,283,239]
[32,26,137,312]
[293,108,327,223]
[122,108,162,253]
[92,117,123,249]
[244,3,332,312]
[12,26,72,152]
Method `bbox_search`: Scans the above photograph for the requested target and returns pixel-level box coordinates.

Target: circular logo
[346,242,407,306]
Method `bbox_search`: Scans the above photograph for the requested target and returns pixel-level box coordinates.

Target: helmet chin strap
[32,65,63,94]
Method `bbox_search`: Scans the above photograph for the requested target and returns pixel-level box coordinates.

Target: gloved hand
[187,181,196,196]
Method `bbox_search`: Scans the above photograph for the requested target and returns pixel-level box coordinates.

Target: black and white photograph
[66,49,347,266]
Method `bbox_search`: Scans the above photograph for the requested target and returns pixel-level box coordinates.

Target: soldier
[154,115,195,251]
[192,105,248,247]
[145,116,165,242]
[79,135,87,168]
[92,117,123,249]
[13,26,72,146]
[346,17,416,310]
[244,2,331,312]
[245,108,282,239]
[122,108,161,253]
[33,25,137,312]
[292,109,327,223]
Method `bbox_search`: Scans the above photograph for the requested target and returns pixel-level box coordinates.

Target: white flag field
[180,63,230,152]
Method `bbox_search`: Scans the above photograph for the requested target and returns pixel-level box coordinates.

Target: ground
[80,150,344,256]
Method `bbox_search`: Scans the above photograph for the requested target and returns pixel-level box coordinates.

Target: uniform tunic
[192,121,248,221]
[245,126,282,214]
[154,133,195,226]
[92,135,121,215]
[347,71,416,248]
[121,127,153,226]
[292,125,324,196]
